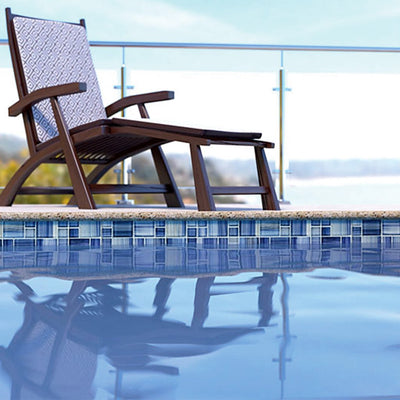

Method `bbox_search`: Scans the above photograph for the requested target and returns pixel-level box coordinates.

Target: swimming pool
[0,214,399,399]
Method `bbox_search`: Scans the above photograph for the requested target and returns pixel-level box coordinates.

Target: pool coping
[0,206,400,220]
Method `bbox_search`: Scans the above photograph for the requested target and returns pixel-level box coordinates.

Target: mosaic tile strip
[0,219,399,251]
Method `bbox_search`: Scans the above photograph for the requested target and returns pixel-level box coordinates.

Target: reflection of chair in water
[212,273,278,327]
[3,8,279,211]
[0,281,96,400]
[0,278,259,399]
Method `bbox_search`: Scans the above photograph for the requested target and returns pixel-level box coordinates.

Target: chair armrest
[105,90,174,117]
[9,82,87,116]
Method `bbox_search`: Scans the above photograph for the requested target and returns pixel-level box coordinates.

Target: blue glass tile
[361,236,381,249]
[384,237,392,248]
[156,228,166,237]
[156,220,165,227]
[392,237,400,249]
[229,227,238,236]
[209,221,227,237]
[281,227,290,236]
[311,227,320,237]
[311,237,321,247]
[292,237,310,249]
[321,237,341,249]
[383,220,400,235]
[311,219,321,226]
[203,238,218,249]
[3,240,13,250]
[25,221,35,228]
[187,228,197,237]
[58,221,68,227]
[351,236,362,248]
[166,238,186,246]
[198,221,207,227]
[352,227,362,236]
[37,239,57,250]
[166,221,186,237]
[37,221,54,238]
[4,222,24,238]
[102,239,112,249]
[281,220,290,227]
[342,237,351,248]
[322,227,331,236]
[331,220,351,236]
[260,221,279,236]
[25,229,35,238]
[79,221,100,237]
[15,239,35,251]
[240,237,259,248]
[218,238,228,248]
[112,238,132,248]
[69,228,79,238]
[271,237,290,249]
[291,220,307,236]
[69,221,79,227]
[114,221,133,237]
[91,239,101,248]
[69,239,90,250]
[102,228,112,238]
[58,239,68,249]
[188,238,197,247]
[134,238,145,247]
[322,219,331,226]
[198,227,207,237]
[228,237,239,246]
[260,237,270,248]
[362,220,381,236]
[240,221,256,236]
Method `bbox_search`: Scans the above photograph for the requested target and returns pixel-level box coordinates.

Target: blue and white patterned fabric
[13,16,106,142]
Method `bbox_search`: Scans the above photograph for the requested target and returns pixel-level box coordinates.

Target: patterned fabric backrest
[13,16,107,143]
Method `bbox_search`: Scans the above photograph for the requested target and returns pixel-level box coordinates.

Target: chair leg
[151,146,184,208]
[254,147,280,210]
[190,144,215,211]
[51,98,95,209]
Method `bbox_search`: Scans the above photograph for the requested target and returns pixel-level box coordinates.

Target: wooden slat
[89,184,170,194]
[18,184,170,195]
[211,186,268,195]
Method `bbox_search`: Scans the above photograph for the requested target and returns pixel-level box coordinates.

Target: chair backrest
[6,9,107,145]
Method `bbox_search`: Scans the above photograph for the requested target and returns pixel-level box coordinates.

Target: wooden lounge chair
[1,8,279,210]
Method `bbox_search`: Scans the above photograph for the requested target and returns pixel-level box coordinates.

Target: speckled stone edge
[1,208,400,220]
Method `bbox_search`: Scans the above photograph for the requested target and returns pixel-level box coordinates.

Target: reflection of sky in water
[0,268,399,399]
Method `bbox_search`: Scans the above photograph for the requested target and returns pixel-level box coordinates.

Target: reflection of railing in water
[2,39,400,201]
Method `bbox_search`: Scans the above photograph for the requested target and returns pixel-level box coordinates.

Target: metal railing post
[115,47,134,205]
[274,52,291,203]
[279,62,285,201]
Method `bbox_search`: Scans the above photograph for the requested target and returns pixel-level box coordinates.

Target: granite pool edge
[1,208,400,220]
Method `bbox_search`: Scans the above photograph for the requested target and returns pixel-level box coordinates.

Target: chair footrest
[18,184,170,195]
[211,186,269,195]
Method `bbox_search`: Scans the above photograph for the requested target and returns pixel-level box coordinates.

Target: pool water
[0,260,399,399]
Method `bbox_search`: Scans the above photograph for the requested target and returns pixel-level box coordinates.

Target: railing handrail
[1,37,400,53]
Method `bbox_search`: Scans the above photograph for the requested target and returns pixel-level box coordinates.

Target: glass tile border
[0,218,399,250]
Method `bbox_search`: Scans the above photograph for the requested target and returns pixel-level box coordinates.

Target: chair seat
[70,118,262,140]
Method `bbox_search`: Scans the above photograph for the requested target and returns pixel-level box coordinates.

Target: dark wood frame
[1,8,279,211]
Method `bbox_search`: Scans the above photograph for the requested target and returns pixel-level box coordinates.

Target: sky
[3,0,400,73]
[1,1,400,162]
[3,0,400,46]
